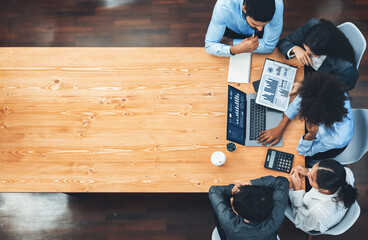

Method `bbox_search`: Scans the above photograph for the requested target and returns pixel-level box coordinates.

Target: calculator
[264,149,294,173]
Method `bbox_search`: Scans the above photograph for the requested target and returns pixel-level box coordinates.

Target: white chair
[211,227,280,240]
[337,22,366,69]
[332,109,368,165]
[211,227,221,240]
[284,201,361,240]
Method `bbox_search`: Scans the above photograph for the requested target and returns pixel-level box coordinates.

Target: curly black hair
[298,73,348,127]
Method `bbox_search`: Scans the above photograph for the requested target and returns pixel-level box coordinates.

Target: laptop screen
[226,85,246,145]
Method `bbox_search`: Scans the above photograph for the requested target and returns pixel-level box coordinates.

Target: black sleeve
[251,176,290,231]
[209,185,235,218]
[332,60,359,90]
[277,18,321,59]
[250,176,289,192]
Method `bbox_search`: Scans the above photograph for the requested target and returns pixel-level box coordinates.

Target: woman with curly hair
[258,73,353,166]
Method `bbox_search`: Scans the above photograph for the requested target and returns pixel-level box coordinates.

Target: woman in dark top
[277,18,358,90]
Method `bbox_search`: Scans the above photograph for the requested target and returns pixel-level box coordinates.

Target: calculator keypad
[265,149,294,173]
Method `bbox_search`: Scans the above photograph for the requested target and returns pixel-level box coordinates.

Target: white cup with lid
[211,151,226,166]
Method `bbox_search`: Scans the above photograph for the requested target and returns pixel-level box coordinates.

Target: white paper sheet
[227,53,252,83]
[255,59,297,112]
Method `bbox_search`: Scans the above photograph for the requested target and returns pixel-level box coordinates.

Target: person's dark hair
[303,19,356,65]
[232,185,274,222]
[316,160,358,208]
[244,0,275,23]
[298,73,348,127]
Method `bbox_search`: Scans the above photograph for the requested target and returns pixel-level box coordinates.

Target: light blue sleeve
[297,95,353,156]
[284,94,302,120]
[297,136,330,156]
[204,3,232,57]
[254,0,284,54]
[233,38,243,46]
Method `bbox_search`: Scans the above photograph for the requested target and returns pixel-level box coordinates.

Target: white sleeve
[287,46,297,59]
[289,189,329,233]
[293,204,329,233]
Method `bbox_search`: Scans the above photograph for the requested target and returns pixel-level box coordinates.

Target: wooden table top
[0,47,304,192]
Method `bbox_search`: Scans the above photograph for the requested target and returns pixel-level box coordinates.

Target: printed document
[256,58,297,112]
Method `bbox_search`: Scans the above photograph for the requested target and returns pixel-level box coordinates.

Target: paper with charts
[256,58,297,112]
[227,53,252,83]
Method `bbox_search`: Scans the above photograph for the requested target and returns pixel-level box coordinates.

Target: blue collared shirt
[205,0,284,57]
[284,94,354,157]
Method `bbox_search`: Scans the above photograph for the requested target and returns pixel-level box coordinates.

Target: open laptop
[226,85,283,146]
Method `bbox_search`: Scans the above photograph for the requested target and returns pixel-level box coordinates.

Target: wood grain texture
[0,1,366,239]
[0,47,304,192]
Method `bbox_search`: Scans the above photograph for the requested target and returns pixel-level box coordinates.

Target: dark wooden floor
[0,0,367,239]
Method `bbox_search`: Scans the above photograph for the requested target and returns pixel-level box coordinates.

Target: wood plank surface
[0,47,304,192]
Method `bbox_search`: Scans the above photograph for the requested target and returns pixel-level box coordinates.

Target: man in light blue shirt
[205,0,284,57]
[258,73,353,164]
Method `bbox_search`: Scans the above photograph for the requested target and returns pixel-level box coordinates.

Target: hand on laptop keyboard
[258,127,283,146]
[258,114,291,146]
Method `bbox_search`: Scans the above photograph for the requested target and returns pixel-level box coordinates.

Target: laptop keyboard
[249,99,266,141]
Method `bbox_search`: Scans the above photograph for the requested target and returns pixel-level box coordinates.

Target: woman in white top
[288,159,358,233]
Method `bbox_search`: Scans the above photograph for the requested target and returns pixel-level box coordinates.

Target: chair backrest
[333,109,368,164]
[337,22,366,69]
[285,201,360,237]
[212,227,221,240]
[312,201,361,236]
